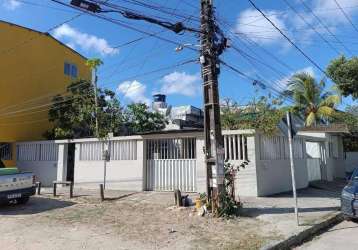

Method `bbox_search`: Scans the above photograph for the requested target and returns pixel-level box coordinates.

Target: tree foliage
[327,55,358,99]
[221,96,285,135]
[45,80,123,139]
[284,72,340,126]
[332,105,358,133]
[123,103,167,134]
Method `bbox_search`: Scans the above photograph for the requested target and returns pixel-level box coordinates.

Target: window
[64,62,71,75]
[64,62,78,78]
[71,64,78,78]
[0,143,12,160]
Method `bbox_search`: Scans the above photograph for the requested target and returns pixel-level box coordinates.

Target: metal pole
[92,68,99,138]
[287,111,299,225]
[200,0,225,212]
[103,138,108,190]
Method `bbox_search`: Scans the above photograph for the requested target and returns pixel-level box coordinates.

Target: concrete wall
[17,161,58,186]
[195,137,207,194]
[74,140,144,191]
[16,141,60,186]
[234,135,258,197]
[256,159,308,196]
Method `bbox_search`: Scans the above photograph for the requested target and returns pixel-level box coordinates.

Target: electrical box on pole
[200,0,226,212]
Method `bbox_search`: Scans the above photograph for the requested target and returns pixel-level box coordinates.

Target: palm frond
[320,95,341,107]
[316,106,335,118]
[305,112,316,126]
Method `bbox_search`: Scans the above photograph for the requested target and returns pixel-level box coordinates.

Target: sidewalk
[240,186,342,249]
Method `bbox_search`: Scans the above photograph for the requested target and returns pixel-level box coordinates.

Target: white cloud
[2,0,21,10]
[235,0,358,49]
[117,80,150,105]
[235,8,287,46]
[277,66,315,89]
[53,24,118,56]
[313,0,357,25]
[160,71,201,97]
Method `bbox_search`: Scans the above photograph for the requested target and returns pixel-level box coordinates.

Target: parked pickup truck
[0,159,36,205]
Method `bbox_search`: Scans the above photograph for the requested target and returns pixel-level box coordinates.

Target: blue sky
[1,0,358,109]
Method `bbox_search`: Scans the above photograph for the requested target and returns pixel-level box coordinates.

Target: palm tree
[285,72,341,126]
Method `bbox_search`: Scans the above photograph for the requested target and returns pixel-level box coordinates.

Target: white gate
[146,138,196,192]
[306,141,327,182]
[307,158,322,181]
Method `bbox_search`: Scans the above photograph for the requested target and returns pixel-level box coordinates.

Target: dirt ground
[0,189,282,250]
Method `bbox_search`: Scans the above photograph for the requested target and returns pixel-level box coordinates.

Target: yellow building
[0,20,91,166]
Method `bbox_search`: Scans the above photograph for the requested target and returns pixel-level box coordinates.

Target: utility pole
[200,0,226,212]
[286,111,299,226]
[86,58,103,138]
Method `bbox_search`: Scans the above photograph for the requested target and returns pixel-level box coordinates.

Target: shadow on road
[0,196,75,215]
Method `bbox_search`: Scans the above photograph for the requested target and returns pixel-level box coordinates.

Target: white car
[0,160,36,205]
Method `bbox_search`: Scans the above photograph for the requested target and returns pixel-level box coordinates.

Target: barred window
[0,143,12,160]
[79,140,138,161]
[146,138,196,160]
[16,143,58,161]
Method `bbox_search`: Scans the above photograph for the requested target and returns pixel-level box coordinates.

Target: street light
[174,43,201,52]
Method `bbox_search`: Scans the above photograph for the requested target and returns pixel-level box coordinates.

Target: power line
[50,0,199,51]
[247,0,328,77]
[216,16,295,73]
[220,60,294,105]
[333,0,358,35]
[222,3,358,23]
[0,59,197,118]
[233,32,358,46]
[101,0,201,23]
[14,0,79,13]
[0,30,171,113]
[282,0,341,55]
[230,45,288,93]
[298,0,353,56]
[216,15,295,95]
[0,13,82,56]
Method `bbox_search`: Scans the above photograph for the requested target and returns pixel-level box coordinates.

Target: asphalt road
[296,220,358,250]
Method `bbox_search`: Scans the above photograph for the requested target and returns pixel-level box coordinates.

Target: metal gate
[306,141,327,182]
[145,137,197,192]
[307,158,322,181]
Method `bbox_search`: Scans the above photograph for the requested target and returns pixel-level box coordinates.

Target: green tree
[45,80,123,139]
[124,103,167,134]
[85,58,103,70]
[221,96,285,135]
[332,105,358,133]
[326,55,358,99]
[285,72,340,126]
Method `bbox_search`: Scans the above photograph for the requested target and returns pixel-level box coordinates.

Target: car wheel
[16,197,29,205]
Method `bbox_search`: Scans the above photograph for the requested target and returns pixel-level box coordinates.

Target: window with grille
[146,138,196,160]
[0,143,12,160]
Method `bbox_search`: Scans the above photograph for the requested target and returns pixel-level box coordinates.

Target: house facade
[0,20,91,166]
[15,127,353,197]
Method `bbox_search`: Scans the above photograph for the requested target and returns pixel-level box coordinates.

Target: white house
[15,125,355,197]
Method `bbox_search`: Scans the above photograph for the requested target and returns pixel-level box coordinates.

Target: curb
[262,212,344,250]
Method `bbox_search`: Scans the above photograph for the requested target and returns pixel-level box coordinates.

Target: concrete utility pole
[200,0,226,211]
[286,111,299,225]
